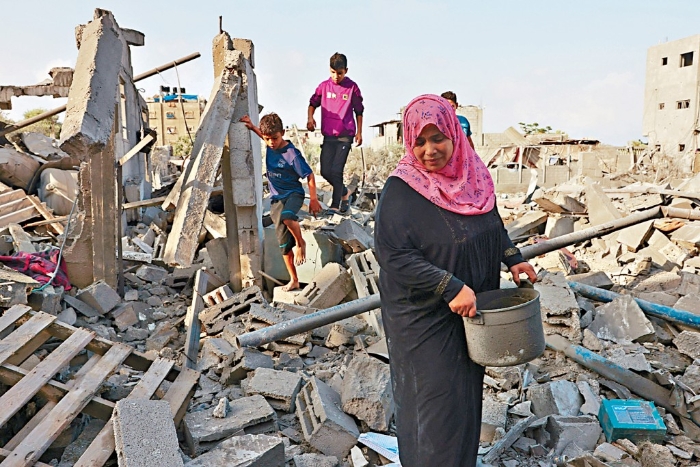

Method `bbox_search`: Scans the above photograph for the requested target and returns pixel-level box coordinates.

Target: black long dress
[374,177,525,467]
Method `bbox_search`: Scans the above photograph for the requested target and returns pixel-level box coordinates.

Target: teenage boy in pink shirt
[307,52,364,214]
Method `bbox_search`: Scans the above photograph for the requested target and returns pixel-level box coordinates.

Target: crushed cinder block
[135,264,168,283]
[295,262,353,309]
[546,415,602,455]
[200,285,265,334]
[528,380,583,417]
[185,394,277,444]
[184,434,285,467]
[296,376,359,459]
[534,272,582,343]
[76,279,121,314]
[221,348,274,385]
[113,399,184,467]
[326,316,368,348]
[245,367,303,412]
[333,219,373,253]
[587,295,655,344]
[111,302,139,331]
[198,337,235,372]
[340,354,394,432]
[27,285,63,314]
[293,453,340,467]
[245,303,308,346]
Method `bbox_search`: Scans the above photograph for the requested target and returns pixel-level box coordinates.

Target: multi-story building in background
[146,87,206,146]
[643,35,700,158]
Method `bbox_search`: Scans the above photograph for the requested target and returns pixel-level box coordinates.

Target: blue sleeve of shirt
[457,115,472,137]
[292,148,313,179]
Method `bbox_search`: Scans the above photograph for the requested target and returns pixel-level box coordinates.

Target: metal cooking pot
[463,287,544,367]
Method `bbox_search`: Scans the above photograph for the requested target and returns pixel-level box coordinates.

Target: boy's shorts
[270,193,305,254]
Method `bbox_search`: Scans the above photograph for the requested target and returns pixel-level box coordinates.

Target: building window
[659,103,665,110]
[166,112,176,119]
[148,111,156,119]
[166,127,177,134]
[681,52,694,67]
[662,57,668,65]
[655,145,661,152]
[678,100,691,109]
[680,144,686,151]
[185,111,195,119]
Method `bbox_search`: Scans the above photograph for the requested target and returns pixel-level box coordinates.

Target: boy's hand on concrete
[509,261,537,286]
[239,115,253,129]
[307,119,316,132]
[308,199,322,218]
[449,285,477,318]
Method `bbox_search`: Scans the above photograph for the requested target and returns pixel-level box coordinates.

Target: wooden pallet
[0,305,200,467]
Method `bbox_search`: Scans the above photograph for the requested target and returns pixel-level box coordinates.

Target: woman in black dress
[374,94,537,467]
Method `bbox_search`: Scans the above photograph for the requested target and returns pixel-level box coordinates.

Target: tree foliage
[0,111,13,124]
[21,108,61,138]
[518,122,553,135]
[172,135,194,158]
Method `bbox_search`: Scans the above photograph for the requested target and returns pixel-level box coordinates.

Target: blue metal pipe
[568,281,700,330]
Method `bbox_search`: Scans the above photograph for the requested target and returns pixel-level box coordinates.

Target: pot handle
[464,312,484,325]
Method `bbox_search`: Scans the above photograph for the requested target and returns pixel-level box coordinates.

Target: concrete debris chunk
[528,380,583,417]
[245,367,303,412]
[135,264,168,283]
[246,303,308,345]
[293,453,340,467]
[534,272,582,343]
[184,434,285,467]
[185,394,277,444]
[113,399,184,467]
[587,295,655,344]
[76,279,121,314]
[200,285,265,334]
[295,262,353,309]
[546,415,603,455]
[326,316,368,348]
[333,218,374,252]
[480,395,508,443]
[197,337,235,372]
[212,397,230,418]
[673,331,700,360]
[340,353,394,432]
[221,347,274,385]
[296,376,359,459]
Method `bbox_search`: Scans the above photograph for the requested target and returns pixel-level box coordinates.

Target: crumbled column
[184,434,284,466]
[296,376,359,459]
[113,399,184,467]
[185,394,277,444]
[295,263,353,309]
[76,279,121,314]
[245,367,303,412]
[221,347,273,385]
[527,380,583,418]
[340,354,394,432]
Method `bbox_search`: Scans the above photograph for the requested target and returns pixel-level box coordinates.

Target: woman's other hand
[509,262,537,286]
[449,285,477,318]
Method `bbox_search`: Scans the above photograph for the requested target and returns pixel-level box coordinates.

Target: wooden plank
[122,196,167,211]
[162,366,200,424]
[27,195,64,235]
[0,190,27,205]
[184,270,207,370]
[0,305,31,334]
[0,198,33,218]
[482,415,536,464]
[0,449,51,467]
[0,312,56,366]
[0,208,40,231]
[23,215,69,228]
[0,328,94,427]
[117,133,155,166]
[0,343,132,467]
[5,329,52,366]
[7,224,36,253]
[73,358,175,467]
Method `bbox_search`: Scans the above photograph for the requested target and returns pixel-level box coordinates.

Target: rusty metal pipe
[0,52,201,137]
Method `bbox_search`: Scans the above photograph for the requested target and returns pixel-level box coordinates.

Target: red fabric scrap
[0,249,71,290]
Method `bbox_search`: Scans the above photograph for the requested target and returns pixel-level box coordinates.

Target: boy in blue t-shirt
[241,113,321,291]
[441,91,475,150]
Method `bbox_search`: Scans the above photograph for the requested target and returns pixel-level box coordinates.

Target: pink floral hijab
[391,94,495,215]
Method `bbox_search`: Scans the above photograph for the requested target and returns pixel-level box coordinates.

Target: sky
[1,1,698,145]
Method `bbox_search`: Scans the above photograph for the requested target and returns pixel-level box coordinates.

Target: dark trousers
[320,137,351,209]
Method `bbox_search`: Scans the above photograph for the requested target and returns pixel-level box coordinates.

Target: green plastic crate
[598,399,666,443]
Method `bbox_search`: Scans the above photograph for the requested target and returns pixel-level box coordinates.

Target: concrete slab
[674,331,700,360]
[76,280,121,314]
[295,262,353,310]
[184,434,284,467]
[293,453,340,467]
[546,415,602,455]
[185,394,277,443]
[245,367,303,412]
[528,381,583,417]
[587,295,655,344]
[113,399,184,467]
[221,348,274,385]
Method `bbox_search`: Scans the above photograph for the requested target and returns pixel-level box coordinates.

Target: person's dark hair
[441,91,458,106]
[259,113,284,135]
[330,52,348,71]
